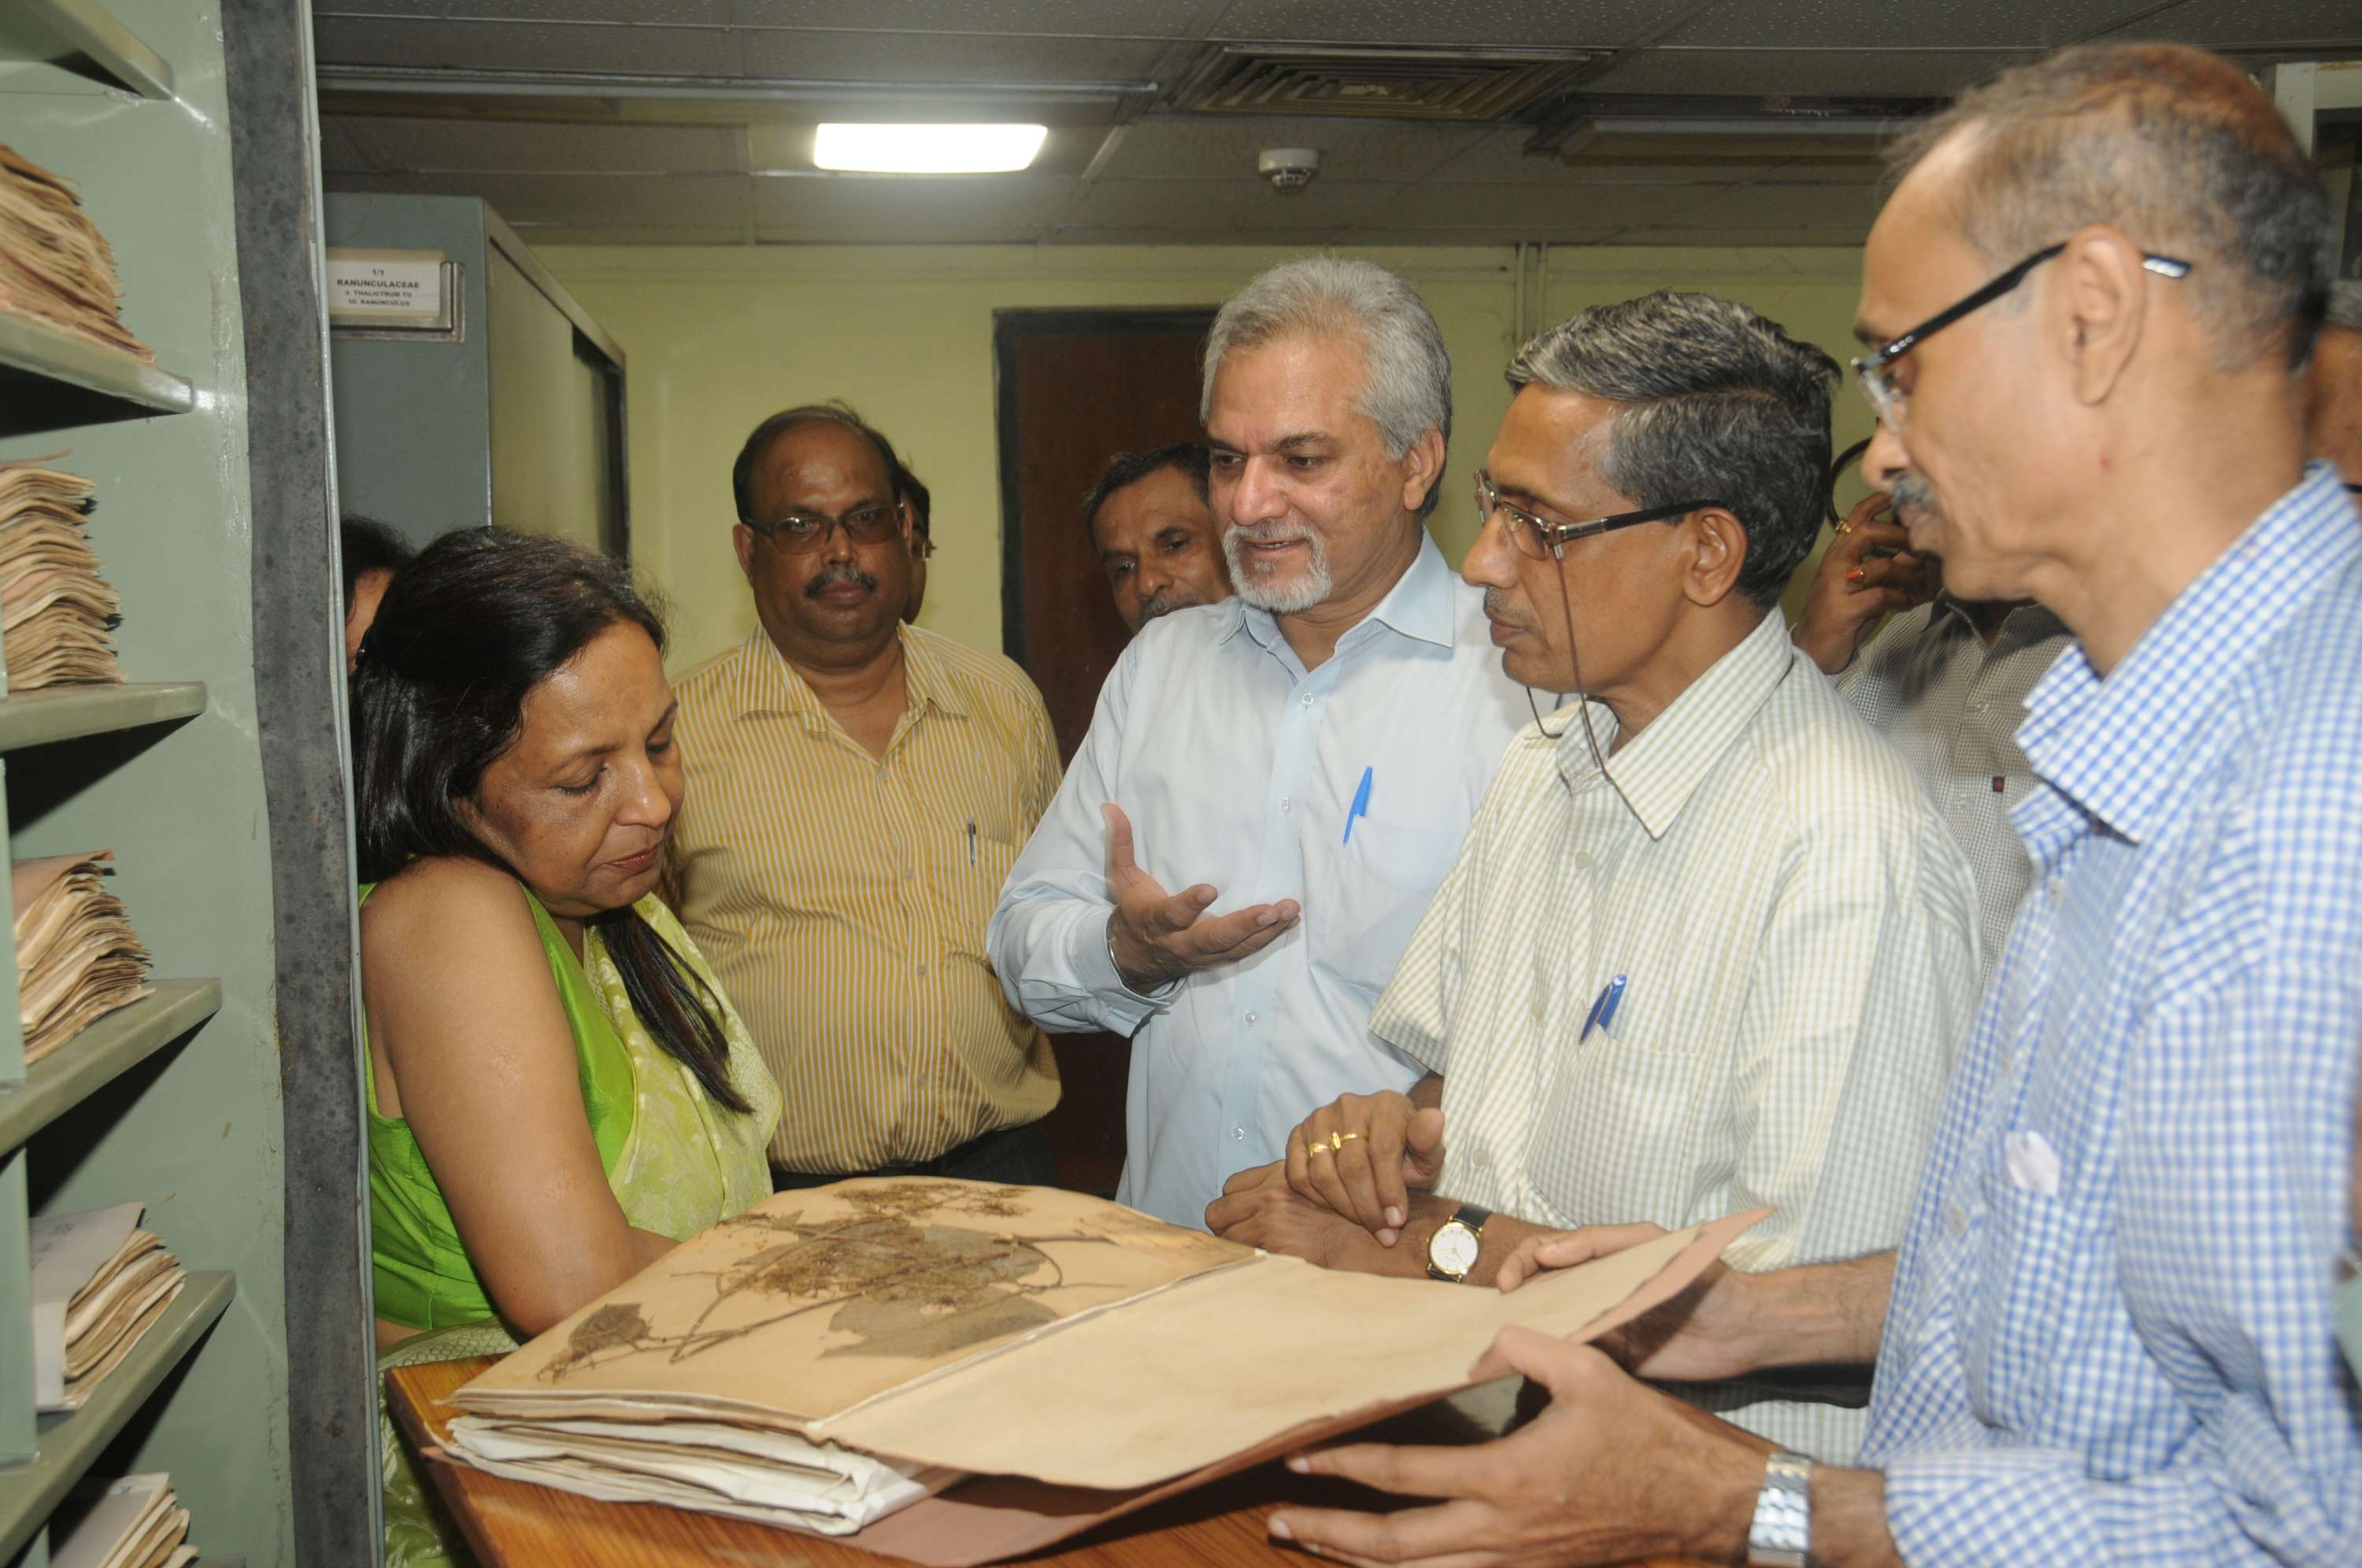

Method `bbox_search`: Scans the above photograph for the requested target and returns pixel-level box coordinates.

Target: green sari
[365,882,781,1566]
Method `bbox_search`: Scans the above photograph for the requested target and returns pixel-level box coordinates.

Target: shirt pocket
[1531,1030,1708,1229]
[935,818,1022,963]
[1309,817,1467,998]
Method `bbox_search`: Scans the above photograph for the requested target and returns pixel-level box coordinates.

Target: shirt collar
[1929,594,2068,649]
[1220,531,1459,653]
[2018,463,2361,845]
[1559,609,1795,841]
[740,622,964,728]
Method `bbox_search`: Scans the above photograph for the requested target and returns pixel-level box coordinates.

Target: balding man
[666,403,1062,1190]
[1272,43,2362,1567]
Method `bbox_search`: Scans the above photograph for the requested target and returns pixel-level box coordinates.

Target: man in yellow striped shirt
[663,402,1062,1188]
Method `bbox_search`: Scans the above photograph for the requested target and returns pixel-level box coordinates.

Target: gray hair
[2327,279,2362,335]
[1507,291,1838,611]
[1201,257,1453,520]
[1884,43,2334,372]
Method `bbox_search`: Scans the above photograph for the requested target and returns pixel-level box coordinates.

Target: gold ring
[1833,520,1853,537]
[1337,1131,1363,1145]
[1306,1138,1332,1156]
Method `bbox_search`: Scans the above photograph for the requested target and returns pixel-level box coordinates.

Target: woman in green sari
[350,530,782,1563]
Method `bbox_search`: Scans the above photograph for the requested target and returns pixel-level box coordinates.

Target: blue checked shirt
[1857,464,2362,1564]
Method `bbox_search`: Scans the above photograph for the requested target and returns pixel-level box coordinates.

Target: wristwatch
[1747,1450,1812,1566]
[1423,1204,1493,1282]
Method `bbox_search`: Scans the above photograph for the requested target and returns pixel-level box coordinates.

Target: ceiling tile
[1102,115,1483,183]
[1659,0,2162,50]
[739,28,1164,81]
[439,2,731,22]
[1422,127,1880,187]
[313,2,457,17]
[2109,0,2362,46]
[1059,176,1407,234]
[1584,47,2027,98]
[318,115,381,176]
[342,116,747,173]
[1206,0,1668,48]
[329,169,752,228]
[310,15,739,74]
[731,0,1203,34]
[752,173,1075,233]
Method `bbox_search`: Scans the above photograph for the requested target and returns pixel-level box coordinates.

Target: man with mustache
[1082,442,1231,634]
[1207,291,1981,1462]
[1271,43,2362,1567]
[665,401,1063,1190]
[990,258,1533,1226]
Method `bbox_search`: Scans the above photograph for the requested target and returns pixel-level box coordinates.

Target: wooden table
[388,1356,1700,1566]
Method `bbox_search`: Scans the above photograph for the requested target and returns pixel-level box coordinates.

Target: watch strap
[1747,1450,1812,1566]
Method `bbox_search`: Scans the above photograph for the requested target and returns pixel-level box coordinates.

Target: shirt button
[1530,1003,1544,1024]
[1232,1126,1246,1141]
[1972,700,1992,714]
[1947,1204,1968,1237]
[901,867,916,880]
[2048,880,2065,906]
[1245,1011,1259,1025]
[1574,852,1594,871]
[1281,797,1294,813]
[1300,693,1314,708]
[916,963,927,977]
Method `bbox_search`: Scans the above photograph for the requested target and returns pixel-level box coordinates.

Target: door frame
[990,306,1219,667]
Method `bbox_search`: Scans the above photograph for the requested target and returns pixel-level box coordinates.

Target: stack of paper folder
[13,851,152,1063]
[0,143,154,361]
[0,457,124,693]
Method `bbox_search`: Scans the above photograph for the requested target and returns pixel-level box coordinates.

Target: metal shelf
[0,1271,234,1564]
[0,981,222,1156]
[0,683,205,753]
[0,313,192,427]
[9,0,175,99]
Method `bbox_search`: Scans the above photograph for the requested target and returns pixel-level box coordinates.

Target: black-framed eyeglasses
[739,498,906,555]
[1852,242,2194,429]
[1474,471,1730,561]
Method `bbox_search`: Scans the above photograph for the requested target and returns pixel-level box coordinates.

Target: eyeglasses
[1474,471,1731,561]
[740,498,905,554]
[1851,242,2193,429]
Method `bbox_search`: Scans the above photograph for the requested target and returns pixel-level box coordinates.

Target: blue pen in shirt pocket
[1342,765,1374,844]
[1579,974,1627,1041]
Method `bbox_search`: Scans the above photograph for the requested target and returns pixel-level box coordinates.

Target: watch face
[1429,1221,1479,1278]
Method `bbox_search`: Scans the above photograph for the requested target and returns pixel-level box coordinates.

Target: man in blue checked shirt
[1266,43,2362,1568]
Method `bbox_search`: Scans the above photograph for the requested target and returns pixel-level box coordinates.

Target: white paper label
[326,253,449,327]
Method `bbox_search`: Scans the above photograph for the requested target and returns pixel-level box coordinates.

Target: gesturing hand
[1284,1090,1446,1245]
[1790,491,1938,675]
[1102,802,1298,990]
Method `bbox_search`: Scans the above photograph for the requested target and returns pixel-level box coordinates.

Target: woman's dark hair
[350,528,750,1113]
[339,514,416,612]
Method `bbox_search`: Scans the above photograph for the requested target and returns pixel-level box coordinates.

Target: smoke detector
[1258,146,1320,193]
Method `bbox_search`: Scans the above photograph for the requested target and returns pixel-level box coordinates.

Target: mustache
[1224,520,1312,547]
[1483,587,1535,631]
[1887,471,1943,520]
[1138,588,1205,623]
[805,563,879,597]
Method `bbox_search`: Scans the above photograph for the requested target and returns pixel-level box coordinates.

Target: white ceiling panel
[1660,0,2165,51]
[739,28,1167,81]
[1104,115,1482,183]
[1061,175,1406,232]
[1205,0,1671,49]
[334,169,752,227]
[2113,0,2362,47]
[312,15,742,74]
[1585,47,2029,97]
[337,116,748,173]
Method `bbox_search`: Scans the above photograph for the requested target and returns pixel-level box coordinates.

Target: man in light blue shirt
[989,258,1533,1226]
[1266,43,2362,1568]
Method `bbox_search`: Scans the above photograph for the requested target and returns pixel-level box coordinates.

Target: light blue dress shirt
[1857,465,2362,1564]
[988,535,1535,1225]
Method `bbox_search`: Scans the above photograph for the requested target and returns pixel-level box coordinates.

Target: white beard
[1224,523,1334,614]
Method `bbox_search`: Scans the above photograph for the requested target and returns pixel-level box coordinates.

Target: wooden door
[994,307,1216,1196]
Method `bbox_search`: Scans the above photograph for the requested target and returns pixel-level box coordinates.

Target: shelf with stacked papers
[0,979,220,1154]
[0,681,203,752]
[6,0,175,100]
[0,313,191,427]
[0,1270,231,1565]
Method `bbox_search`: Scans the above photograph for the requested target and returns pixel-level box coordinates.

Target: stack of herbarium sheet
[28,1203,187,1414]
[48,1473,199,1568]
[0,143,153,361]
[13,851,151,1063]
[0,457,124,693]
[437,1178,1757,1565]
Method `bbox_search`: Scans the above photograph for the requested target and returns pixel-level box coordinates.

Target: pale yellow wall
[539,242,1874,674]
[487,249,607,551]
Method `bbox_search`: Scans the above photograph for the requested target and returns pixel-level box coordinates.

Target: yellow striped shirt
[664,624,1062,1172]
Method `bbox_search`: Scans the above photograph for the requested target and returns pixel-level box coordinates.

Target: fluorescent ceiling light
[813,123,1047,174]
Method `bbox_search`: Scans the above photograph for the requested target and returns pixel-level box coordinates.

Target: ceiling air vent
[1169,44,1605,124]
